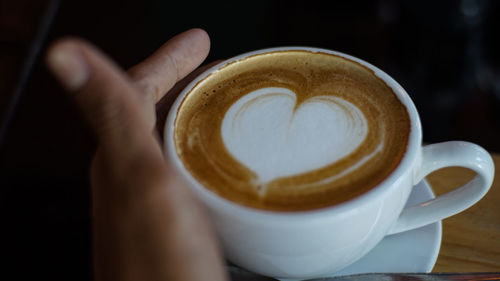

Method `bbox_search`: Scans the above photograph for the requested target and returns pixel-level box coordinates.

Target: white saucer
[327,179,442,277]
[276,180,442,280]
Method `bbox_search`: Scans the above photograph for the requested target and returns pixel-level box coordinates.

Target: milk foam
[174,50,411,211]
[221,87,369,192]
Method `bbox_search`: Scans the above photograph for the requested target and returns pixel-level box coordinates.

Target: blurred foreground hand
[46,28,228,281]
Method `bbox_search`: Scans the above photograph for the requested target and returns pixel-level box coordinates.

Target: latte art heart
[222,87,368,191]
[173,50,410,211]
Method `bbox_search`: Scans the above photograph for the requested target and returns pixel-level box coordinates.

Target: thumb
[46,38,155,152]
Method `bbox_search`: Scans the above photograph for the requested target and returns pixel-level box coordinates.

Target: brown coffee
[173,50,410,211]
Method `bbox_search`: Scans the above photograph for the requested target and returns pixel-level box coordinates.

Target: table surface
[427,153,500,272]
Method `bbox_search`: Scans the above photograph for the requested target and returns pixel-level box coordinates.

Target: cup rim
[164,46,422,222]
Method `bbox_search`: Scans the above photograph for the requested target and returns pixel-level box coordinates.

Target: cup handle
[388,141,495,235]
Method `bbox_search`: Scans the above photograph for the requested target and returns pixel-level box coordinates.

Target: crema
[173,50,410,211]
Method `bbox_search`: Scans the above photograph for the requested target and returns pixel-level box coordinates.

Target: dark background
[1,0,499,280]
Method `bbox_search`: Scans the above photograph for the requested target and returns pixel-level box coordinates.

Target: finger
[128,28,210,103]
[46,38,156,153]
[155,60,223,138]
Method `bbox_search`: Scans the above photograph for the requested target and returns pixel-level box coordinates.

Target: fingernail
[47,45,89,91]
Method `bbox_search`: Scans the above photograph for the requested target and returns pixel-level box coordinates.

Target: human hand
[46,29,228,281]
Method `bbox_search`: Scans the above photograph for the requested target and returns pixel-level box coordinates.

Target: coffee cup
[164,47,494,279]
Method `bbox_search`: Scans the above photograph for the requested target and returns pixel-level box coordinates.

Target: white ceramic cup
[164,47,495,279]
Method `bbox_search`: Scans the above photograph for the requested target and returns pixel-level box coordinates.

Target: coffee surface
[174,50,410,211]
